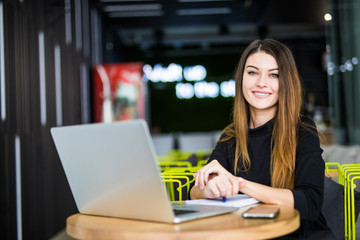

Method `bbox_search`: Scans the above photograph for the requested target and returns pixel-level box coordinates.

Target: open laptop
[50,119,238,223]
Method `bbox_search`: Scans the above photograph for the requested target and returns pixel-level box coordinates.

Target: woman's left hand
[200,173,245,199]
[194,160,229,189]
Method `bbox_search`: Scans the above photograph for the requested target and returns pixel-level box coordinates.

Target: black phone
[242,206,280,219]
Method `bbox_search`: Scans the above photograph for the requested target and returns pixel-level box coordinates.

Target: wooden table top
[66,204,300,240]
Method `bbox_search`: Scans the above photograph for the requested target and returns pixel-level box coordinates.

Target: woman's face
[242,51,279,119]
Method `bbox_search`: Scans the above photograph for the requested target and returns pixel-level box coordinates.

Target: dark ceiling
[93,0,328,59]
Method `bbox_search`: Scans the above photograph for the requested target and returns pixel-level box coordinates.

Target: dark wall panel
[1,0,94,239]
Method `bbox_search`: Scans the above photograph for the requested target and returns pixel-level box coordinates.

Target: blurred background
[1,0,360,239]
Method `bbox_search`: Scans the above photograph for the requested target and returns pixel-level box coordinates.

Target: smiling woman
[190,39,336,239]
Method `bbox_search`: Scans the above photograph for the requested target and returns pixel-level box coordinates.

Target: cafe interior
[1,0,360,239]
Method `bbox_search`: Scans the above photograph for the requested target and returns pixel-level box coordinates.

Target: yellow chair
[161,178,184,201]
[349,175,360,240]
[157,155,172,163]
[162,172,194,187]
[339,164,360,185]
[166,149,194,162]
[158,161,192,171]
[160,165,202,201]
[197,159,208,167]
[325,162,341,179]
[337,164,360,240]
[165,166,201,173]
[158,150,211,169]
[324,162,360,240]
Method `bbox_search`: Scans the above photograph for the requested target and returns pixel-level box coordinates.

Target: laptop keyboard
[171,202,198,216]
[173,209,197,216]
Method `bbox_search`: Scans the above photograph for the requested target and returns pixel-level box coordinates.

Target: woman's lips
[252,91,272,98]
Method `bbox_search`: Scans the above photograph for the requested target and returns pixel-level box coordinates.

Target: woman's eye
[248,71,257,75]
[270,73,279,78]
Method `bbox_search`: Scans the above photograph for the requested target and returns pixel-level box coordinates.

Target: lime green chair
[158,161,192,171]
[325,162,360,240]
[161,178,185,201]
[349,175,360,240]
[340,164,360,240]
[325,162,341,179]
[160,165,202,201]
[331,163,360,239]
[166,150,193,162]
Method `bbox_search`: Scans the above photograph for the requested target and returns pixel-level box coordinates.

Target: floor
[49,230,74,240]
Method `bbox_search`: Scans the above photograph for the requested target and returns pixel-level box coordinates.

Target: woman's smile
[252,90,272,98]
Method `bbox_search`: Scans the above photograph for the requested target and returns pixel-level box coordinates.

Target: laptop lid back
[51,120,176,222]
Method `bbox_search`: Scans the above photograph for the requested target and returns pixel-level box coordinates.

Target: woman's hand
[201,174,245,199]
[193,160,246,199]
[194,160,231,189]
[191,160,293,207]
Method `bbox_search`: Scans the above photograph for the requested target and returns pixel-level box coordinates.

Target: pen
[222,197,226,202]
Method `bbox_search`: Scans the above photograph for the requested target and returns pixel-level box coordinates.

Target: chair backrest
[322,176,360,240]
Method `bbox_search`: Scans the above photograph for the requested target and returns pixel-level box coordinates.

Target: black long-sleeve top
[204,116,333,239]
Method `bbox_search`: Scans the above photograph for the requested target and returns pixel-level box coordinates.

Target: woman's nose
[257,74,267,87]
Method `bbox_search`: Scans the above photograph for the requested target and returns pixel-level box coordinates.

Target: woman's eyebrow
[245,65,258,69]
[246,65,278,71]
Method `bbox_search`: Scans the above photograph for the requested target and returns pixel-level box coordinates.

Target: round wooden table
[66,204,300,240]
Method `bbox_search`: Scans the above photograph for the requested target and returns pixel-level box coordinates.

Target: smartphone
[242,206,280,219]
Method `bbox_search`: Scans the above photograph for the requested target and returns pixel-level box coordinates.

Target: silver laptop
[50,119,238,223]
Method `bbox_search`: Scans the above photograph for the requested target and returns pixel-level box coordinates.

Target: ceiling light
[100,0,158,2]
[324,13,332,21]
[103,4,162,12]
[178,0,233,2]
[176,7,231,16]
[108,11,163,17]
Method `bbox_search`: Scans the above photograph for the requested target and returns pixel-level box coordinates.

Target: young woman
[190,39,334,239]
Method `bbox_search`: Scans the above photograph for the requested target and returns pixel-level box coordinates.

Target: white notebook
[186,194,259,208]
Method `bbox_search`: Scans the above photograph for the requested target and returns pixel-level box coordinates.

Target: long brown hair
[222,39,303,189]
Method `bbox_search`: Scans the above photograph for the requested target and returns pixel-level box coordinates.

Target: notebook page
[185,194,259,208]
